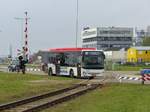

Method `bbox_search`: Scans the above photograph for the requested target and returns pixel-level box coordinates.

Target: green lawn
[113,65,150,71]
[45,83,150,112]
[105,61,150,71]
[0,72,80,104]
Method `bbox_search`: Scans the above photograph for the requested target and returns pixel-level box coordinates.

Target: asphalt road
[0,66,8,72]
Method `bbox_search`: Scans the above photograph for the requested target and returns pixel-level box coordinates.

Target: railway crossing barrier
[140,69,150,84]
[112,74,141,83]
[26,68,41,72]
[112,68,150,84]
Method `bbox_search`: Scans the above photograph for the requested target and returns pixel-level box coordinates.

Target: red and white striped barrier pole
[24,11,29,61]
[141,69,150,84]
[141,74,150,84]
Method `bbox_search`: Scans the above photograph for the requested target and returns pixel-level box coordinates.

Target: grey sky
[0,0,150,56]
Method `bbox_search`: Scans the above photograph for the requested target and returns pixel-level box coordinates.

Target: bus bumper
[82,69,104,77]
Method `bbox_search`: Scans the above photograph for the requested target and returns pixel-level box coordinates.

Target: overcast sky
[0,0,150,56]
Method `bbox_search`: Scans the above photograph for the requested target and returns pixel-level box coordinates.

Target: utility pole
[75,0,79,48]
[9,44,12,58]
[14,17,24,47]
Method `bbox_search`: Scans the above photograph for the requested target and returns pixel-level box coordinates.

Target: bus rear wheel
[48,68,53,76]
[70,70,74,78]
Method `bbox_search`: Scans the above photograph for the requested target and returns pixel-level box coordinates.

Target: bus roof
[49,48,96,52]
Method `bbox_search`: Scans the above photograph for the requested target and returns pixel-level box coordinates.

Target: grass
[105,61,150,71]
[0,72,80,104]
[44,83,150,112]
[26,64,41,68]
[113,65,150,71]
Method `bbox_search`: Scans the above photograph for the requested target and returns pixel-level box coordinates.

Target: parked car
[145,62,150,66]
[8,59,20,72]
[140,69,150,75]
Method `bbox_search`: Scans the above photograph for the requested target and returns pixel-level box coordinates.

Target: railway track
[0,79,104,112]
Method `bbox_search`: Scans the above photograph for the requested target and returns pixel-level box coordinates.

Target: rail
[0,78,104,112]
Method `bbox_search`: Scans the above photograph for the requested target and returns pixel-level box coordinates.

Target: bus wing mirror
[103,54,105,59]
[77,63,81,67]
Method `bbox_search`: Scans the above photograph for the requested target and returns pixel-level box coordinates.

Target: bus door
[77,63,81,77]
[56,53,66,75]
[55,60,60,75]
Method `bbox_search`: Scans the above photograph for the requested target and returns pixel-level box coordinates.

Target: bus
[47,48,105,78]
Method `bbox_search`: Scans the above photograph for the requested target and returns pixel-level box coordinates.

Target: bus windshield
[82,51,105,69]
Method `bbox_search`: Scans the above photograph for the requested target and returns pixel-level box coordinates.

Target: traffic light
[18,56,23,60]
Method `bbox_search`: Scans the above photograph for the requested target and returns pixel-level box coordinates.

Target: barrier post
[140,69,144,85]
[142,79,144,85]
[119,79,122,83]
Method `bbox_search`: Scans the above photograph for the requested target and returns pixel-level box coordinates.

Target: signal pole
[24,11,29,60]
[15,12,30,60]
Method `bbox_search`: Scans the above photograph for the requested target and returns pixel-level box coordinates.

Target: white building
[81,27,133,50]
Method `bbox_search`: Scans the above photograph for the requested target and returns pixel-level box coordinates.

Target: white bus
[47,48,105,78]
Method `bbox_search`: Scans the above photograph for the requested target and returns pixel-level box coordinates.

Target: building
[135,26,150,46]
[146,26,150,37]
[82,27,133,50]
[104,48,127,63]
[127,46,150,63]
[135,29,147,46]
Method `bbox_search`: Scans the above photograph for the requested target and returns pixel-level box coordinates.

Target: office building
[82,27,133,50]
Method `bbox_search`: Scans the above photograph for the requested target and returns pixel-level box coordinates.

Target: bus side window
[55,53,67,66]
[49,57,57,64]
[103,54,105,59]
